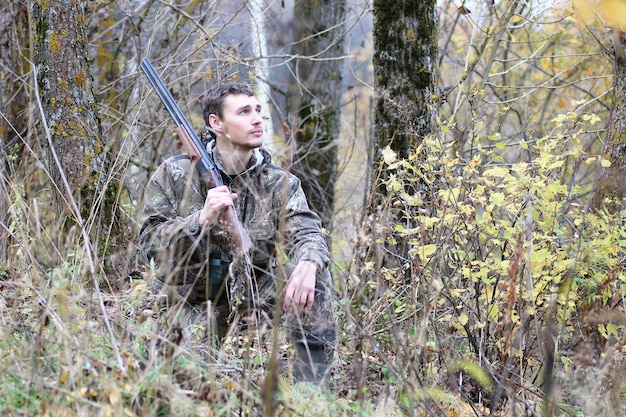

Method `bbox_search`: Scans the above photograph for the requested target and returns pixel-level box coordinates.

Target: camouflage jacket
[139,140,330,305]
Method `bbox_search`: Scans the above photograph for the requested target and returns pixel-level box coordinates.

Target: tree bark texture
[288,0,346,231]
[373,0,437,160]
[32,0,106,204]
[363,0,438,272]
[31,0,128,277]
[592,31,626,212]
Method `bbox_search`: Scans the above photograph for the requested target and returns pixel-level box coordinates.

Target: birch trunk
[248,0,277,153]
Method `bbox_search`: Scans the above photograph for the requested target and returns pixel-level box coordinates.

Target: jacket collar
[205,139,270,178]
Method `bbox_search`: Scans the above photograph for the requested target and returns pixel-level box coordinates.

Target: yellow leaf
[439,187,461,203]
[552,113,568,124]
[606,323,619,338]
[400,192,423,206]
[574,0,626,28]
[416,216,440,227]
[601,158,612,168]
[457,313,469,326]
[109,387,120,407]
[547,160,564,170]
[411,244,437,263]
[395,224,420,235]
[598,0,626,28]
[582,113,601,125]
[572,0,596,23]
[584,157,597,165]
[482,166,509,178]
[520,138,528,150]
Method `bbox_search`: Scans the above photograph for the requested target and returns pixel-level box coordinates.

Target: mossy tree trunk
[591,31,626,212]
[373,0,438,161]
[287,0,347,231]
[368,0,438,262]
[31,0,128,278]
[348,0,439,395]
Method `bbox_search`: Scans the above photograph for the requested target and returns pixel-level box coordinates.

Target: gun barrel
[140,59,193,135]
[140,59,216,180]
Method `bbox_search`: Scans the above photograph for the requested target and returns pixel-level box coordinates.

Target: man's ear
[209,114,223,134]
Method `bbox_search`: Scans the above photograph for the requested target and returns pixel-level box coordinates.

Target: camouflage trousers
[152,259,336,359]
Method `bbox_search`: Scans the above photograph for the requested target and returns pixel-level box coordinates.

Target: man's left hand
[283,260,317,313]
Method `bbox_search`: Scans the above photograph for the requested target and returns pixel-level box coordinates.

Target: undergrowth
[2,111,626,416]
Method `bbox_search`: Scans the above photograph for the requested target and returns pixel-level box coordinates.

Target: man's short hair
[202,81,255,125]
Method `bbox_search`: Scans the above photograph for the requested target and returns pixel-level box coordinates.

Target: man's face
[210,93,263,151]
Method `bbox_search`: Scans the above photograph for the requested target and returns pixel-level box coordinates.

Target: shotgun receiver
[140,58,252,252]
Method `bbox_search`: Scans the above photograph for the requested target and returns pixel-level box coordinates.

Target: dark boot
[294,342,333,387]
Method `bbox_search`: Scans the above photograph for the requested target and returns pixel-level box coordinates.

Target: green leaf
[448,359,493,389]
[548,160,564,170]
[520,139,528,149]
[490,192,505,206]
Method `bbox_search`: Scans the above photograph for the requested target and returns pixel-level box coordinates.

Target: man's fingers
[283,286,295,311]
[283,287,314,313]
[200,186,239,227]
[298,289,313,311]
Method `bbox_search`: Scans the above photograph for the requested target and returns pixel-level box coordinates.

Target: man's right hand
[198,185,238,227]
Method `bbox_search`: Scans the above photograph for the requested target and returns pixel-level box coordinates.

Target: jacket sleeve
[280,174,330,272]
[139,160,210,286]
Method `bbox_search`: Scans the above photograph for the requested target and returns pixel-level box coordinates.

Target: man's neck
[216,141,253,175]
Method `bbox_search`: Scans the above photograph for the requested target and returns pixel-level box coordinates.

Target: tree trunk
[348,0,439,395]
[591,31,626,212]
[287,0,346,231]
[367,0,438,262]
[373,0,438,161]
[31,0,128,278]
